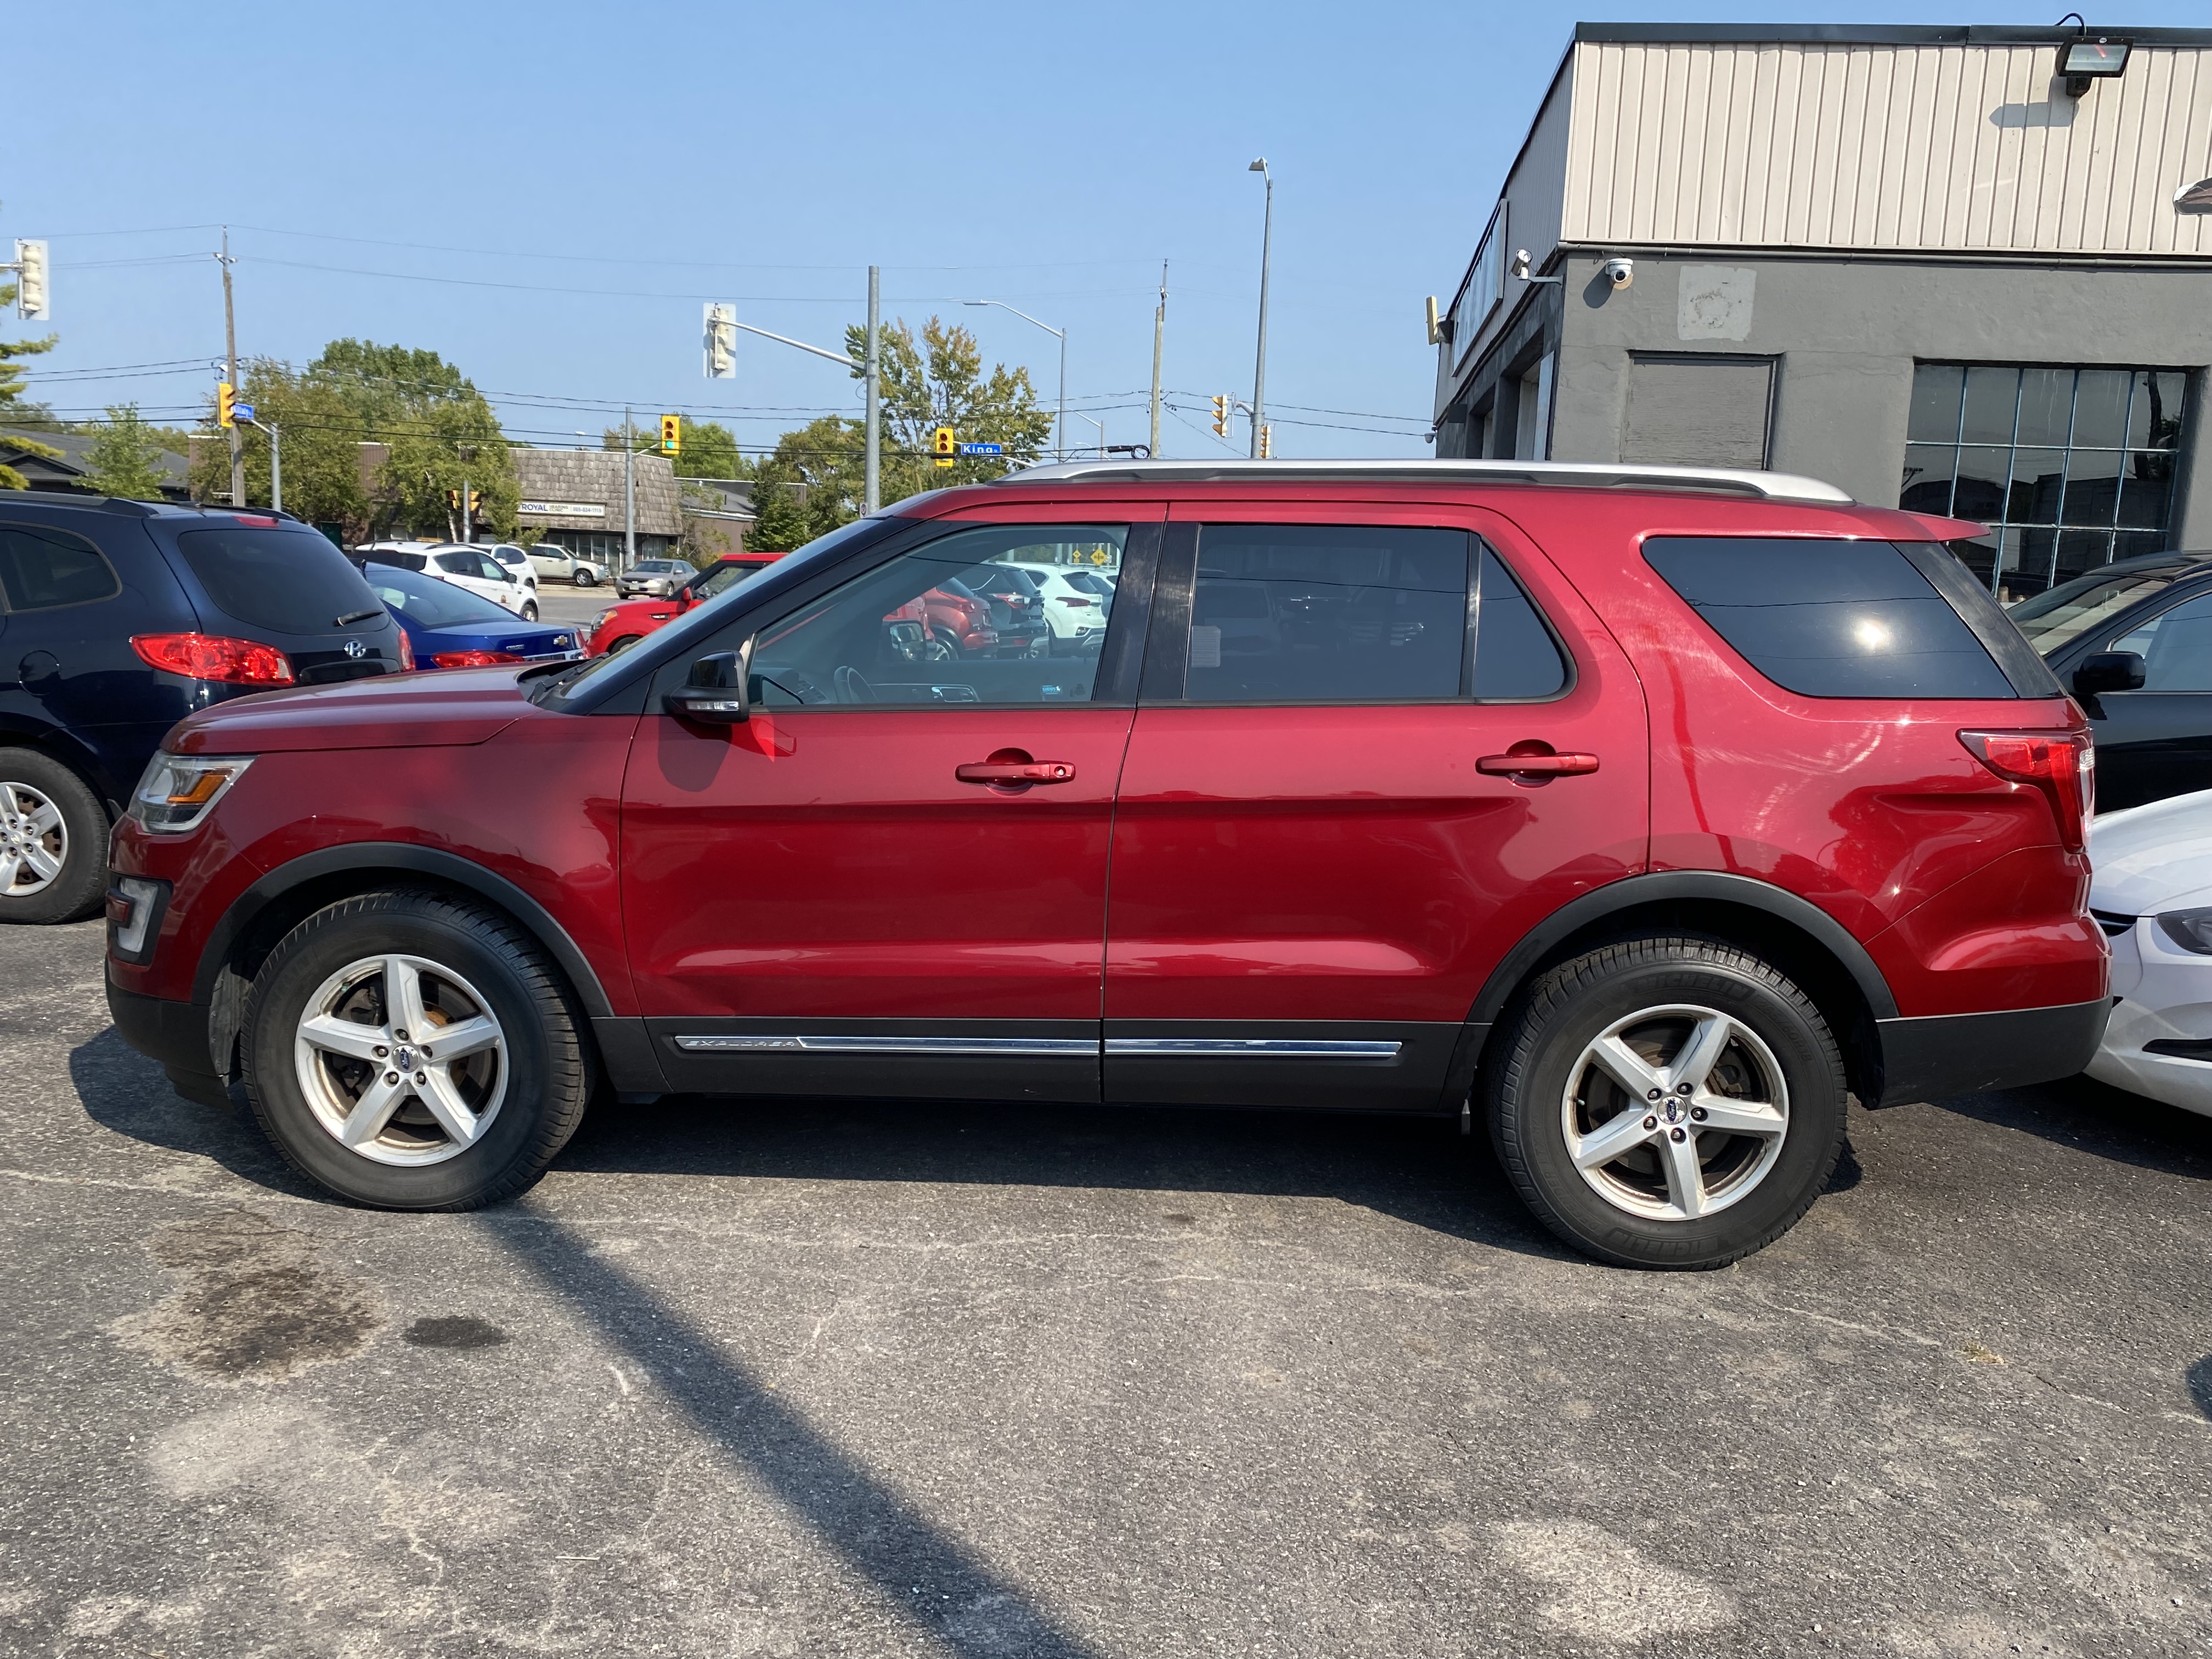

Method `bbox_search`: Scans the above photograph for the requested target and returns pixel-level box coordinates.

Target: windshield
[696,562,760,598]
[539,515,906,709]
[363,562,518,628]
[2008,567,2184,654]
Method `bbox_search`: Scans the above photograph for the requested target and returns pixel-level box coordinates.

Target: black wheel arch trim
[1466,871,1899,1029]
[193,843,614,1020]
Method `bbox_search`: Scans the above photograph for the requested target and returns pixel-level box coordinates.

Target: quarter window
[747,524,1128,708]
[0,522,120,611]
[1902,363,2186,603]
[1645,537,2016,700]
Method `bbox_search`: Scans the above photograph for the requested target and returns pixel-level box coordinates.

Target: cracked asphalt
[4,918,2210,1658]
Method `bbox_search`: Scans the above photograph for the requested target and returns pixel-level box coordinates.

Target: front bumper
[106,974,223,1100]
[1875,998,2111,1106]
[2080,914,2212,1116]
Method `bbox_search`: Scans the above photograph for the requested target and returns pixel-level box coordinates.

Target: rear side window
[174,527,385,635]
[1644,537,2016,699]
[0,522,121,611]
[1187,524,1470,702]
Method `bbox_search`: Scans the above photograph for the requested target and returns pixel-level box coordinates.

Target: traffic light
[446,488,462,512]
[1259,424,1273,460]
[14,240,49,321]
[932,425,956,469]
[466,487,482,517]
[216,383,236,428]
[660,414,681,456]
[1210,394,1229,438]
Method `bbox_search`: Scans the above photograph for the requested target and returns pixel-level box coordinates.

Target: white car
[526,543,611,588]
[356,541,538,620]
[478,543,543,600]
[1003,562,1114,651]
[2085,786,2212,1116]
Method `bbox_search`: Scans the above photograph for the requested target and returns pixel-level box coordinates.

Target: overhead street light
[1248,158,1273,460]
[962,299,1066,463]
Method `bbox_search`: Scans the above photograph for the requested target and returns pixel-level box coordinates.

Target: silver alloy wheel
[1561,1003,1790,1222]
[292,953,509,1166]
[0,781,67,899]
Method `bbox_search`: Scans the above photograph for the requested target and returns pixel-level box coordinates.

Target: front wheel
[520,601,539,622]
[241,890,592,1209]
[1486,935,1846,1269]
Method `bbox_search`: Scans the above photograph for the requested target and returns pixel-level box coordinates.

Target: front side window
[1184,524,1470,703]
[1903,363,2186,602]
[0,522,120,611]
[2008,566,2188,654]
[748,524,1129,708]
[1646,537,2016,699]
[2113,591,2212,692]
[174,526,384,635]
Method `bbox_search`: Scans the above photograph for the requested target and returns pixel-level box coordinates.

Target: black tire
[0,747,110,926]
[241,889,593,1209]
[1487,935,1847,1270]
[572,567,596,588]
[521,601,539,622]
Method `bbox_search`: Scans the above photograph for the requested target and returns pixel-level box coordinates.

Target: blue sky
[10,3,2208,462]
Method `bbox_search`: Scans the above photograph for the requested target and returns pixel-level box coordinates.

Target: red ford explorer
[106,461,2107,1268]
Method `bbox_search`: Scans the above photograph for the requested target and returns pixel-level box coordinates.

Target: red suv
[105,462,2106,1268]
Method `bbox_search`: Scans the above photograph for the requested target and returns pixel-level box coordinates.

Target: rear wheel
[241,890,592,1209]
[572,566,596,588]
[0,749,109,926]
[1487,935,1846,1269]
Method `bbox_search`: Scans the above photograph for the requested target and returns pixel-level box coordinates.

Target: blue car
[358,561,580,669]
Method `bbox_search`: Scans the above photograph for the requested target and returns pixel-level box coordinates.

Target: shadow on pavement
[557,1092,1577,1260]
[1931,1072,2212,1181]
[67,1025,329,1203]
[2189,1356,2212,1422]
[482,1200,1112,1659]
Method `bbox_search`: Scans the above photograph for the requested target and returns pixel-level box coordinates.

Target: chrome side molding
[1105,1039,1403,1059]
[671,1035,1096,1056]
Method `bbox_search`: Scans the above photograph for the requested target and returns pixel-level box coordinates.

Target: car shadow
[558,1091,1581,1260]
[69,1023,1577,1259]
[2188,1356,2212,1423]
[1928,1071,2212,1181]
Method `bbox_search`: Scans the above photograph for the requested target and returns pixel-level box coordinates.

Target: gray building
[1430,22,2212,601]
[513,447,683,565]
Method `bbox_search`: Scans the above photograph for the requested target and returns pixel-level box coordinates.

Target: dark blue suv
[0,495,406,924]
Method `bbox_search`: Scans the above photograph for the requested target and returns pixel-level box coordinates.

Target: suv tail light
[395,629,415,672]
[132,633,295,685]
[1958,729,2095,852]
[431,649,525,668]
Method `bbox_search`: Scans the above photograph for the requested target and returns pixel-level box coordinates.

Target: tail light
[430,649,526,668]
[1958,729,2095,853]
[1058,596,1094,608]
[132,633,294,685]
[395,629,415,672]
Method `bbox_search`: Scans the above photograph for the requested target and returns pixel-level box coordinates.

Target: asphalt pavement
[4,917,2210,1658]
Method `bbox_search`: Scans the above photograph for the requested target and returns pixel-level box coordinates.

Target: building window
[1902,363,2187,603]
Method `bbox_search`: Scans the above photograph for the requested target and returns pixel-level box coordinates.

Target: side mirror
[2075,651,2146,698]
[662,642,752,723]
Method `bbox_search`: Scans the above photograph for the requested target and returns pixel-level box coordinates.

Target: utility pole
[218,227,244,506]
[265,424,281,513]
[460,475,471,543]
[622,407,636,568]
[1149,261,1167,460]
[1248,161,1273,460]
[864,265,881,513]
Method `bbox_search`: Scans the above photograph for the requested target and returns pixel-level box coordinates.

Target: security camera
[1602,257,1634,290]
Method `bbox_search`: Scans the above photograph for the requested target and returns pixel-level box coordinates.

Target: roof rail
[988,458,1853,505]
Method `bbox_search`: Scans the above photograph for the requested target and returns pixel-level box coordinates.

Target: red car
[585,552,783,655]
[106,462,2106,1268]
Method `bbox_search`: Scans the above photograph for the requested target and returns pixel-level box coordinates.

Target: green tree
[843,315,1052,504]
[80,404,172,499]
[0,203,60,490]
[672,418,744,479]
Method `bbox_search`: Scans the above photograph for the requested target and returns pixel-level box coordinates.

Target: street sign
[232,403,256,424]
[956,442,1003,456]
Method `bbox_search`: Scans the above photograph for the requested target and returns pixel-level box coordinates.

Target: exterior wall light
[2056,25,2130,97]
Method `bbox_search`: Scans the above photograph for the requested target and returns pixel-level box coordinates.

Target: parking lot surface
[4,919,2209,1658]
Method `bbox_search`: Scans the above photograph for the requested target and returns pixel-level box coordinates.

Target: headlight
[591,610,616,630]
[2155,907,2212,955]
[129,754,254,834]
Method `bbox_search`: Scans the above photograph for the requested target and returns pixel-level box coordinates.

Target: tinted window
[1474,549,1568,698]
[1645,537,2015,699]
[374,549,428,572]
[748,524,1128,708]
[2113,591,2212,691]
[1186,525,1469,703]
[177,527,387,635]
[362,562,516,628]
[0,522,121,611]
[2008,566,2184,653]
